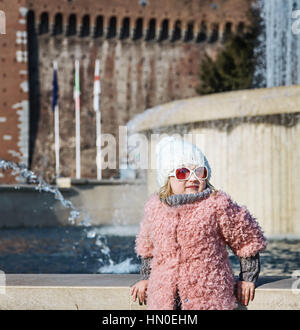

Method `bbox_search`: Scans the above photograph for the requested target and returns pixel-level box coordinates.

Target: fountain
[0,159,141,274]
[255,0,300,87]
[124,1,300,289]
[0,1,299,310]
[0,159,80,224]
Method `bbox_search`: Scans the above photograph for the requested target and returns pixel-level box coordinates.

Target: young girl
[131,136,267,310]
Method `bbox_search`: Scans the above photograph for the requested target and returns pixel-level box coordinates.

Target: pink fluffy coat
[135,190,267,310]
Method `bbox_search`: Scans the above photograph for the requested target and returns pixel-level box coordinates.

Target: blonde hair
[158,177,218,201]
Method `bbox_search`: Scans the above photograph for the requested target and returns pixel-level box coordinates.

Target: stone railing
[0,274,298,310]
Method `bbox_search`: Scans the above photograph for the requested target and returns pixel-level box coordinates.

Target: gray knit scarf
[163,187,213,206]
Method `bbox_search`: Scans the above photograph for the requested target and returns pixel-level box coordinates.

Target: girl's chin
[185,188,199,193]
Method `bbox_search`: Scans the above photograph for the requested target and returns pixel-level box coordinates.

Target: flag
[52,61,59,111]
[74,60,80,109]
[93,59,101,112]
[52,61,60,178]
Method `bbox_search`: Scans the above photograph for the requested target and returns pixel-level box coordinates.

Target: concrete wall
[0,180,148,228]
[0,0,29,184]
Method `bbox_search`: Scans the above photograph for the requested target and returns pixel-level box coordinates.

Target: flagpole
[74,60,81,179]
[53,61,60,178]
[94,59,102,180]
[54,103,60,177]
[96,108,102,180]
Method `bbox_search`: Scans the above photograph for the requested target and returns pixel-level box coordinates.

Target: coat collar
[163,187,213,206]
[154,189,216,214]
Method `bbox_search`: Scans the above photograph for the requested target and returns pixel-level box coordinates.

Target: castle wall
[0,0,29,183]
[0,0,252,183]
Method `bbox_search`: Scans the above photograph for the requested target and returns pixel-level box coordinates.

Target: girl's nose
[189,171,200,182]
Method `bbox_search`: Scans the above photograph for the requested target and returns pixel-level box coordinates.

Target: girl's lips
[186,186,199,189]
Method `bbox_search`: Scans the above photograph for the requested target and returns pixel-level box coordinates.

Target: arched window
[158,19,168,42]
[39,12,49,34]
[184,21,194,42]
[53,13,63,35]
[145,18,156,41]
[80,15,90,37]
[222,22,232,43]
[107,16,117,39]
[66,14,77,36]
[171,20,181,42]
[94,16,103,38]
[196,21,207,43]
[133,18,143,40]
[237,22,245,34]
[208,23,219,43]
[120,17,130,40]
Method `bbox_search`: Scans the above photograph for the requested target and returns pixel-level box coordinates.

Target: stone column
[129,17,135,39]
[116,16,122,39]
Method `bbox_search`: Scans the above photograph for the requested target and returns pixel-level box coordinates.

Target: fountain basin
[0,179,147,228]
[127,85,300,132]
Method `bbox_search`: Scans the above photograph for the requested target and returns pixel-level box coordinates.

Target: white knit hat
[155,136,211,187]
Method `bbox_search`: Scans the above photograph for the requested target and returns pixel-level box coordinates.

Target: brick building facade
[0,0,252,183]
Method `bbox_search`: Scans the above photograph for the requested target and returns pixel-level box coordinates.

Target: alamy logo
[0,10,5,34]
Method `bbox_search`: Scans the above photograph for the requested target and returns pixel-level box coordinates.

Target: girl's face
[169,164,207,195]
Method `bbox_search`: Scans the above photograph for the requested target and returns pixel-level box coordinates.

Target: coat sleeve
[216,192,267,258]
[134,195,155,258]
[140,257,153,280]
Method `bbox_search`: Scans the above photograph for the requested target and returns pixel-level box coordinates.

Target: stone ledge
[0,178,145,192]
[70,179,144,186]
[0,275,298,310]
[127,85,300,133]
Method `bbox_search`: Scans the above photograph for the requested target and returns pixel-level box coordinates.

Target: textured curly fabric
[239,254,261,283]
[164,187,213,206]
[140,257,152,280]
[140,254,260,283]
[140,258,183,309]
[135,190,267,310]
[140,253,260,310]
[142,190,261,284]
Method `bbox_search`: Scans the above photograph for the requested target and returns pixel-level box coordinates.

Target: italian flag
[74,60,81,111]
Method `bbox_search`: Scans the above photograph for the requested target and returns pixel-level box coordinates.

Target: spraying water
[255,0,300,87]
[0,159,124,271]
[0,159,80,224]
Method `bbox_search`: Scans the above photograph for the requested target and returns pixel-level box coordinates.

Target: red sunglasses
[168,166,208,181]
